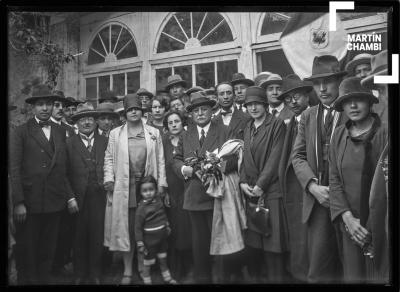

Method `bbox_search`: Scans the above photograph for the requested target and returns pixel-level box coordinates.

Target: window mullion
[172,67,175,75]
[192,64,196,87]
[214,62,218,85]
[96,77,99,105]
[125,72,128,95]
[110,74,113,91]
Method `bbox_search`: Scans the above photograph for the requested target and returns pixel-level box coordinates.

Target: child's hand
[164,193,171,208]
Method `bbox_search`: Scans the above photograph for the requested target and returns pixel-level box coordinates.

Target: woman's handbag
[246,195,271,237]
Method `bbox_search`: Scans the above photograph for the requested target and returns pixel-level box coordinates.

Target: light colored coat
[103,123,167,252]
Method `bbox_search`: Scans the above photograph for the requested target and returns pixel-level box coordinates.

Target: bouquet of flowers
[184,149,224,198]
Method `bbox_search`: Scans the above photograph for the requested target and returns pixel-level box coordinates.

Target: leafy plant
[8,11,75,89]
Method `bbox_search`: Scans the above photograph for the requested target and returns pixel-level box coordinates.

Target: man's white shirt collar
[50,117,62,125]
[35,116,50,127]
[269,102,284,114]
[196,122,211,139]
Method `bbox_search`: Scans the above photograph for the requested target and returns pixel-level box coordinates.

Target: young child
[135,175,177,285]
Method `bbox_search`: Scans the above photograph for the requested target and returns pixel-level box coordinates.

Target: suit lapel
[28,119,54,158]
[187,125,200,154]
[229,108,241,131]
[73,133,92,166]
[48,123,63,171]
[201,122,217,154]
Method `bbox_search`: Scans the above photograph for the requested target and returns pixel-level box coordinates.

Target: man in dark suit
[260,73,294,125]
[66,103,108,285]
[277,74,312,282]
[231,73,254,113]
[173,91,235,283]
[10,84,77,284]
[50,90,75,138]
[213,82,251,140]
[292,55,348,283]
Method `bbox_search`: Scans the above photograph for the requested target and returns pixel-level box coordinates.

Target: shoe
[120,275,132,285]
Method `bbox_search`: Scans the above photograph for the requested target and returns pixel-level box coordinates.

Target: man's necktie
[38,120,51,127]
[239,104,243,111]
[324,107,334,135]
[81,135,93,152]
[199,129,205,148]
[272,109,278,117]
[221,110,232,116]
[101,130,108,137]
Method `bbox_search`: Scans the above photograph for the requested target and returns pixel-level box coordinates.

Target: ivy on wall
[8,11,75,89]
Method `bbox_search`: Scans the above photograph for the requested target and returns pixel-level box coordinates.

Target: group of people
[8,49,390,285]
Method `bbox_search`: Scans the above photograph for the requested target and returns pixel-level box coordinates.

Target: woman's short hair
[163,110,186,131]
[151,95,170,112]
[139,175,157,190]
[124,106,143,119]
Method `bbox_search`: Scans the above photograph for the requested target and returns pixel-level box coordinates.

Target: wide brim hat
[96,102,120,118]
[165,74,187,91]
[304,55,347,81]
[243,86,268,106]
[334,76,379,112]
[231,73,254,86]
[71,102,99,123]
[123,93,143,112]
[278,74,313,100]
[185,86,205,96]
[25,84,60,104]
[185,91,216,112]
[260,73,283,89]
[345,53,373,76]
[136,88,154,98]
[114,101,124,113]
[254,71,272,87]
[361,50,388,89]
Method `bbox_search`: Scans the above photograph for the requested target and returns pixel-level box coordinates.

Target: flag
[280,13,348,79]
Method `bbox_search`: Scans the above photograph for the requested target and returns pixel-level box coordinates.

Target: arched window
[260,13,291,36]
[157,12,233,53]
[88,24,138,65]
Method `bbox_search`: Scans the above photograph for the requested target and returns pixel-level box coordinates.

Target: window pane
[163,16,187,43]
[86,77,97,100]
[98,26,110,54]
[195,63,215,88]
[175,12,192,39]
[217,60,238,84]
[127,71,140,94]
[115,28,137,59]
[88,35,106,65]
[99,75,110,99]
[113,73,125,96]
[261,13,291,35]
[156,68,172,91]
[200,21,233,46]
[192,12,206,37]
[174,65,193,88]
[197,13,224,41]
[111,24,122,53]
[157,34,185,53]
[257,49,293,77]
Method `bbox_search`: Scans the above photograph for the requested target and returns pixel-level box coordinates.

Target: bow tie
[38,120,51,127]
[221,110,232,116]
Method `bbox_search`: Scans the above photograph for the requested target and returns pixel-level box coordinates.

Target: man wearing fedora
[50,90,75,138]
[137,88,154,123]
[96,102,119,138]
[213,82,250,140]
[260,73,294,124]
[9,84,75,284]
[66,103,108,285]
[345,53,372,79]
[173,91,236,283]
[64,96,82,135]
[292,55,348,283]
[277,74,312,282]
[166,74,190,108]
[361,50,388,123]
[231,73,254,112]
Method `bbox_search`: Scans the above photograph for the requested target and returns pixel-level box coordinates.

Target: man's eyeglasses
[284,93,304,103]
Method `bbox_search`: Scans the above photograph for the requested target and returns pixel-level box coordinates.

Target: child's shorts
[143,226,169,265]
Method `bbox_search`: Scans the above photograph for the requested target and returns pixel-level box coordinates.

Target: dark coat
[292,105,347,223]
[240,114,285,200]
[66,132,108,209]
[9,118,73,214]
[278,115,308,281]
[61,122,76,138]
[277,105,295,124]
[213,107,251,140]
[173,121,233,211]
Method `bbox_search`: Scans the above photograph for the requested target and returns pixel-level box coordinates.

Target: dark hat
[254,71,272,87]
[96,102,120,119]
[231,73,254,86]
[185,91,216,112]
[123,94,143,112]
[53,90,70,104]
[185,86,205,96]
[304,55,347,81]
[165,74,187,91]
[260,73,283,89]
[334,77,379,112]
[361,50,388,89]
[114,101,124,113]
[204,88,216,96]
[136,88,154,98]
[65,96,83,107]
[25,84,59,104]
[243,86,268,106]
[99,90,119,103]
[71,102,99,123]
[345,53,373,76]
[278,74,313,100]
